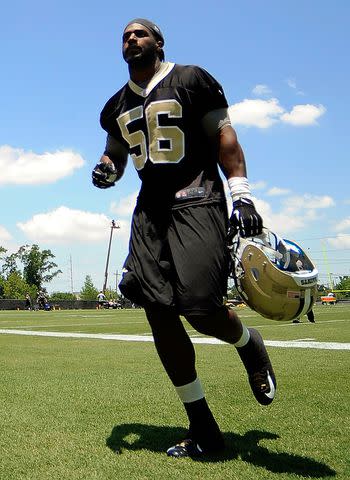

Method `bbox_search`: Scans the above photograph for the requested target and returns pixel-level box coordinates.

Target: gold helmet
[230,229,318,321]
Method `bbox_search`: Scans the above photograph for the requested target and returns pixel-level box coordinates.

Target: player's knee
[145,305,179,329]
[185,306,229,336]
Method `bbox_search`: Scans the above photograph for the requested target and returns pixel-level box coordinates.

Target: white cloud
[328,234,350,249]
[229,98,284,128]
[250,180,267,191]
[0,145,85,185]
[0,226,20,252]
[0,225,12,242]
[286,78,305,95]
[281,104,326,126]
[247,193,334,237]
[17,206,127,244]
[110,218,131,245]
[110,191,138,217]
[286,78,297,89]
[335,217,350,232]
[253,198,306,234]
[282,194,335,210]
[225,195,307,235]
[225,186,334,236]
[266,187,291,196]
[228,95,326,129]
[252,84,272,96]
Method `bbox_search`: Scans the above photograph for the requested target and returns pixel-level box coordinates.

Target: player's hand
[230,197,263,237]
[92,162,117,189]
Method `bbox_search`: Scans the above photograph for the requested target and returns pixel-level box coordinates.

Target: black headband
[124,18,164,45]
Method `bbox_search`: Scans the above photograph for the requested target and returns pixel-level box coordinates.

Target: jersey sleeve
[104,134,128,171]
[100,96,116,133]
[100,87,129,149]
[201,108,231,136]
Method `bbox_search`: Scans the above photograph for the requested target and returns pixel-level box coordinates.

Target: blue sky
[0,0,349,293]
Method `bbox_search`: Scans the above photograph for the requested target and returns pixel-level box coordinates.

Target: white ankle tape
[175,377,204,404]
[234,325,250,348]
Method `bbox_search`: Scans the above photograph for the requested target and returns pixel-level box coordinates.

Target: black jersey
[100,63,228,208]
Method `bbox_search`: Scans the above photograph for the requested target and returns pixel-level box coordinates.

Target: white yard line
[0,328,349,350]
[1,318,346,331]
[253,319,349,328]
[0,321,147,328]
[264,340,350,350]
[0,319,347,331]
[293,338,316,341]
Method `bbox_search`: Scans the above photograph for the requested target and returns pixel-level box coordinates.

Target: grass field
[0,304,349,480]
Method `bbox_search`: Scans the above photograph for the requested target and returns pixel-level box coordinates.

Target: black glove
[92,162,118,189]
[230,197,263,237]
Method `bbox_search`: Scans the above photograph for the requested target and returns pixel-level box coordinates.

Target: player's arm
[202,109,263,237]
[92,135,128,189]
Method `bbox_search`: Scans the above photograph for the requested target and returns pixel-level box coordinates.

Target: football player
[92,18,276,458]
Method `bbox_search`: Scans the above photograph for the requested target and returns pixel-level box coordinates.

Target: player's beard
[123,43,159,68]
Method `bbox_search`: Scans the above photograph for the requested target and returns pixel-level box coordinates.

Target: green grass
[0,304,349,479]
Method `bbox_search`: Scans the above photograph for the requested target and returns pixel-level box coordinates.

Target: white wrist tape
[227,176,252,203]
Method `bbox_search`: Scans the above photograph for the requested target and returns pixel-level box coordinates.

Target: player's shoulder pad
[100,85,126,132]
[173,64,221,91]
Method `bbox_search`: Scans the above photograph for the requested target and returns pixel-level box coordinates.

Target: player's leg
[145,305,224,457]
[118,205,222,456]
[185,307,276,406]
[159,203,233,457]
[119,205,222,456]
[145,305,195,386]
[169,203,276,408]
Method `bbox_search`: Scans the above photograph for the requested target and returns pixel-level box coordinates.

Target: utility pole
[103,220,120,293]
[116,270,120,296]
[112,270,122,301]
[69,255,74,294]
[321,240,334,290]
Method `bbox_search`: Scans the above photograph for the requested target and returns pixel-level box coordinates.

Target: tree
[2,272,35,299]
[104,286,119,300]
[49,292,76,301]
[0,275,4,298]
[1,252,21,277]
[80,275,99,300]
[18,244,62,290]
[334,276,350,298]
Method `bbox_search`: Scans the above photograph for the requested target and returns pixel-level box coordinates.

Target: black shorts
[119,201,230,315]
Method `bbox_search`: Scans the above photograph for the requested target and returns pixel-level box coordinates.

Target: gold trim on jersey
[128,62,175,98]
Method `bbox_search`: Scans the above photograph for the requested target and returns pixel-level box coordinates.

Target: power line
[311,248,350,253]
[297,233,350,241]
[312,259,350,263]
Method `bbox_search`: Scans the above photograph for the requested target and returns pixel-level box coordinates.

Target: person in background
[25,293,32,311]
[97,290,107,309]
[293,309,315,323]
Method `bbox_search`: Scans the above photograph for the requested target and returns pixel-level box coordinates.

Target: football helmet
[229,228,318,321]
